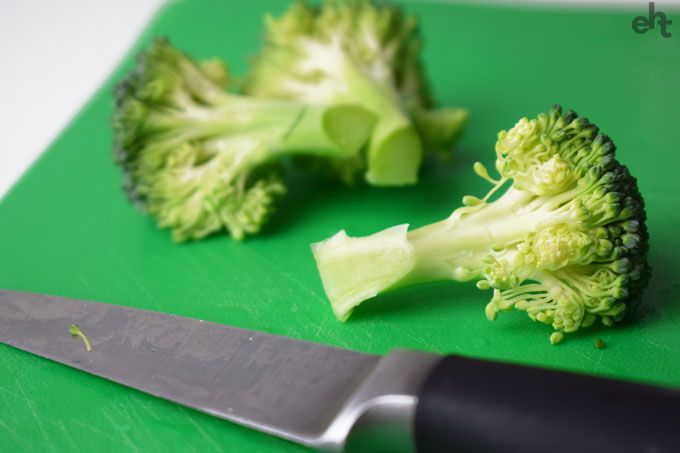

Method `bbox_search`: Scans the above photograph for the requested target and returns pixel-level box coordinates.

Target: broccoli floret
[243,0,467,185]
[114,38,375,241]
[312,106,650,344]
[69,324,92,351]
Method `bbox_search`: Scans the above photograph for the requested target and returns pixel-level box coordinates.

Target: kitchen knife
[1,290,678,452]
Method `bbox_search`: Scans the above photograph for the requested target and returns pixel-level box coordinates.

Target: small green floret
[313,106,650,344]
[244,0,467,184]
[69,324,92,352]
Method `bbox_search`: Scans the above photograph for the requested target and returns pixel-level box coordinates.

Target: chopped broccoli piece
[413,108,469,156]
[312,106,650,344]
[243,0,467,185]
[69,324,92,351]
[114,38,375,241]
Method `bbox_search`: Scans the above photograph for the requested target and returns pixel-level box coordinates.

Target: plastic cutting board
[1,1,679,451]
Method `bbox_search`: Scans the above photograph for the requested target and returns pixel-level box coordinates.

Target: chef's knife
[1,290,679,452]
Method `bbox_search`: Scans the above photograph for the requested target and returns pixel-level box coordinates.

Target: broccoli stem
[397,190,546,287]
[313,186,558,320]
[280,104,376,160]
[330,57,422,185]
[147,100,375,167]
[402,219,527,285]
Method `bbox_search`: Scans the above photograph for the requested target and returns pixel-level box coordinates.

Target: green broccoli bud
[114,38,376,241]
[69,324,92,351]
[243,0,466,185]
[312,106,650,343]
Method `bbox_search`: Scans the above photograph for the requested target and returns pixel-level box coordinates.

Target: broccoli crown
[113,39,282,241]
[114,38,373,241]
[479,106,650,343]
[245,0,429,109]
[312,106,649,344]
[243,0,467,185]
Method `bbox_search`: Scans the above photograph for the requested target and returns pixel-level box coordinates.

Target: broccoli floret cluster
[478,107,649,343]
[114,1,468,241]
[114,38,374,241]
[313,106,650,343]
[244,0,467,185]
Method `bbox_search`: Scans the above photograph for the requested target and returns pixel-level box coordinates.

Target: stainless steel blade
[0,290,382,448]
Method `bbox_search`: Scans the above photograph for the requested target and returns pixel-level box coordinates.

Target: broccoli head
[312,106,650,344]
[243,0,467,185]
[114,38,375,241]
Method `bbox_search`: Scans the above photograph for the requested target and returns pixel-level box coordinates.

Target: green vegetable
[69,324,92,351]
[243,0,467,185]
[114,38,376,241]
[312,106,650,344]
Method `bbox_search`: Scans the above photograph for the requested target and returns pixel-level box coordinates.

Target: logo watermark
[632,2,672,37]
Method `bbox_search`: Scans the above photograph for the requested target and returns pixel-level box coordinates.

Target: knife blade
[0,290,439,451]
[1,289,680,453]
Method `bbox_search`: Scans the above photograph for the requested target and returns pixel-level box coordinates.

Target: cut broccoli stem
[282,104,377,160]
[289,48,422,186]
[313,187,553,319]
[332,54,422,185]
[136,99,374,161]
[365,113,421,186]
[141,102,377,199]
[69,324,92,352]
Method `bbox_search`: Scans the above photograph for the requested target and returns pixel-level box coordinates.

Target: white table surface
[0,0,162,198]
[0,0,677,199]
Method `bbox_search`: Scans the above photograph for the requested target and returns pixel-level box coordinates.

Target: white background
[0,0,162,198]
[0,0,678,198]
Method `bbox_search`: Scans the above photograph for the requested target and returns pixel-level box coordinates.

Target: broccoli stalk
[114,38,375,241]
[243,0,467,185]
[312,106,650,344]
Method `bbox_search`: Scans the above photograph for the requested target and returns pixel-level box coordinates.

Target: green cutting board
[1,1,679,451]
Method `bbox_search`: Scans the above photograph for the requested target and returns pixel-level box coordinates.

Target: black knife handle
[414,355,680,453]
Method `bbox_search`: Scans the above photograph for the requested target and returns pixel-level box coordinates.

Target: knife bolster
[312,350,441,452]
